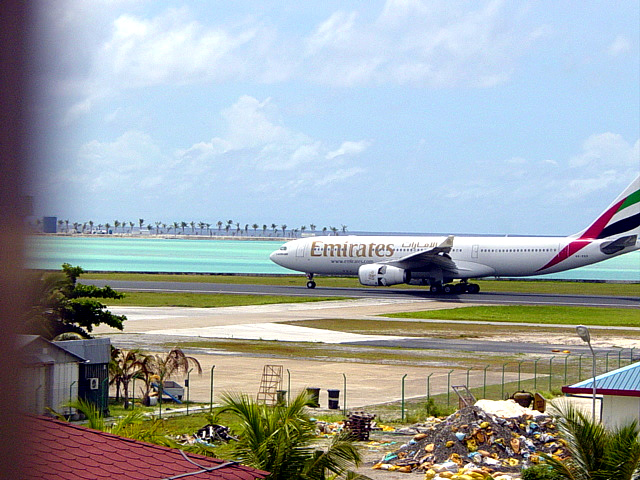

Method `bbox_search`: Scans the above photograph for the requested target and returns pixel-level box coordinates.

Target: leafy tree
[220,390,369,480]
[541,402,640,479]
[25,263,126,339]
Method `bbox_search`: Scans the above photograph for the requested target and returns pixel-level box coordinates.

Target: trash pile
[175,423,237,447]
[372,400,567,478]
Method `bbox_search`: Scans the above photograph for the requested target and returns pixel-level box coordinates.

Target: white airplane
[270,175,640,293]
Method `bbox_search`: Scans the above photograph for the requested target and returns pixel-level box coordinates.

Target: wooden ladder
[257,365,283,405]
[452,385,476,409]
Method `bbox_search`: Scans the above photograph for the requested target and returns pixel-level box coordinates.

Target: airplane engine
[358,264,411,286]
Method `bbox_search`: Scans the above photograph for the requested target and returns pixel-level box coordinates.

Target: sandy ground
[95,298,635,407]
[99,299,532,407]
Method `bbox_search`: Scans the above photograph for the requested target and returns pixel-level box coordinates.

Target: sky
[29,1,639,236]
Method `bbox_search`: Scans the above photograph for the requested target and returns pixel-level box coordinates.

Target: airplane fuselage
[270,234,638,280]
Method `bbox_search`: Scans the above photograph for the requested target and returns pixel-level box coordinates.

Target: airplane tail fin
[575,175,640,240]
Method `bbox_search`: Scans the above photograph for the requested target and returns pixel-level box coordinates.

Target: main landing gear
[306,273,316,289]
[430,281,480,294]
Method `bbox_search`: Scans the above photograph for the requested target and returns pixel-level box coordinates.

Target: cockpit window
[279,246,287,251]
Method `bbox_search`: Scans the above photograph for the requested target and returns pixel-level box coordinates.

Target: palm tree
[540,402,640,479]
[281,224,287,237]
[262,225,268,236]
[341,225,348,234]
[141,347,202,401]
[180,222,187,234]
[220,390,368,480]
[129,221,134,233]
[114,220,120,233]
[271,223,278,235]
[322,226,328,235]
[190,221,195,234]
[110,348,147,409]
[88,220,94,233]
[138,218,145,233]
[310,224,316,233]
[155,221,162,234]
[217,220,223,233]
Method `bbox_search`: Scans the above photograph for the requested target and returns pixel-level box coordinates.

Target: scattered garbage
[371,400,567,478]
[175,423,236,447]
[195,424,236,444]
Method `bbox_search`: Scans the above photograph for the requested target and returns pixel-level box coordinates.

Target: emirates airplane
[270,175,640,293]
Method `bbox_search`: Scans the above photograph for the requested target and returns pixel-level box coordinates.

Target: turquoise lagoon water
[26,235,640,282]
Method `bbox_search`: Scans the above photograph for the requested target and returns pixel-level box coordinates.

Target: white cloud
[569,133,637,169]
[326,141,371,160]
[101,9,258,88]
[608,35,630,57]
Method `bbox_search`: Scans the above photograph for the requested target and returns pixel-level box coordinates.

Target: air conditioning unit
[89,378,99,390]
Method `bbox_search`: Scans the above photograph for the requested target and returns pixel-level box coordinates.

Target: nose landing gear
[306,273,316,289]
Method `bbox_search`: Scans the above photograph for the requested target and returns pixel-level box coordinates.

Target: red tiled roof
[23,416,269,480]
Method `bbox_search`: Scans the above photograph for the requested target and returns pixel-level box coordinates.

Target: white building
[562,361,640,428]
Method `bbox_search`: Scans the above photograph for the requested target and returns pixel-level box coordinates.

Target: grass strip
[82,272,639,296]
[108,292,344,308]
[386,305,640,327]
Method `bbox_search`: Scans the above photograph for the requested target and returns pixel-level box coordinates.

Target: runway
[84,279,640,308]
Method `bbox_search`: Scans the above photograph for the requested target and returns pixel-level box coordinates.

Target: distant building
[42,216,57,233]
[562,361,640,428]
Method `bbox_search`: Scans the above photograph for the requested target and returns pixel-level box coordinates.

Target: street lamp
[576,325,597,421]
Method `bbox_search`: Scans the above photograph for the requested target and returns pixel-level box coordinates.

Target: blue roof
[563,361,640,396]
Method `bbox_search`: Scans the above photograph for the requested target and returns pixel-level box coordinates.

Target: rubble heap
[373,402,567,477]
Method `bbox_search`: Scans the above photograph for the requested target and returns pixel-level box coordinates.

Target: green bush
[521,464,560,480]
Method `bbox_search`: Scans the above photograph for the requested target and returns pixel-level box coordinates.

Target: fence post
[186,368,193,415]
[69,380,77,417]
[630,347,635,365]
[401,374,407,422]
[342,373,347,416]
[483,365,489,399]
[209,365,215,413]
[605,351,611,372]
[427,373,434,403]
[533,358,540,391]
[548,356,555,392]
[466,368,472,388]
[287,369,291,404]
[564,355,570,384]
[517,360,524,390]
[618,350,622,369]
[577,353,584,381]
[446,370,453,407]
[501,362,509,399]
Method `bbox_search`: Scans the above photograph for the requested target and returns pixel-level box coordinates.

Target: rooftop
[562,361,640,397]
[23,416,268,480]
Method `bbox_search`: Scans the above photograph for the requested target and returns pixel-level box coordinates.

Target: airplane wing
[384,235,458,275]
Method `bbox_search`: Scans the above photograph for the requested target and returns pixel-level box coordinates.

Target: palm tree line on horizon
[37,218,348,238]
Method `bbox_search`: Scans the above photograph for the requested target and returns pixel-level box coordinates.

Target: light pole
[576,325,596,421]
